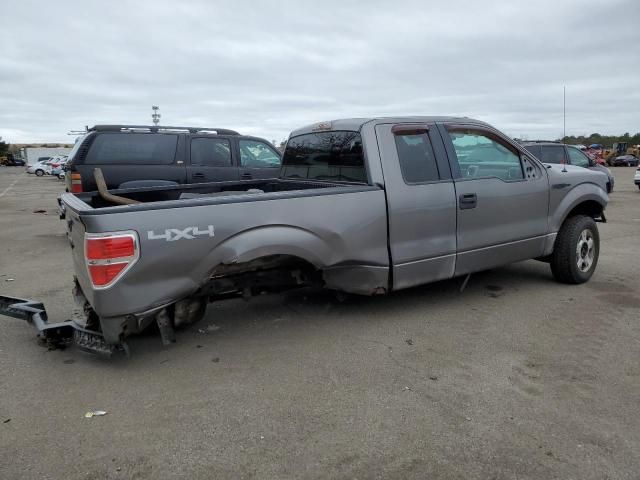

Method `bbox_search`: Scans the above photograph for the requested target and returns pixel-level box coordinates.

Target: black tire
[35,169,44,176]
[550,215,599,284]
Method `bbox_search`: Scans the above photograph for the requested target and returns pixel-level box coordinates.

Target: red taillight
[85,232,138,288]
[88,264,128,286]
[86,236,135,260]
[70,172,83,193]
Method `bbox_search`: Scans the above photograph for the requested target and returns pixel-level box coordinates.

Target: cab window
[394,132,440,183]
[447,130,524,181]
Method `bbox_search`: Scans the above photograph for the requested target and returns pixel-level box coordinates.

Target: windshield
[281,131,367,183]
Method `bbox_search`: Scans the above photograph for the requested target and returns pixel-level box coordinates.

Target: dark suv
[65,125,282,193]
[522,142,614,193]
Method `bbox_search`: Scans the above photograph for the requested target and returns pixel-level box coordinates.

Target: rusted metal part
[173,298,206,329]
[94,167,141,205]
[0,295,121,356]
[155,308,176,345]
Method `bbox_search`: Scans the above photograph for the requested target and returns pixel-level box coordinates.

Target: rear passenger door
[537,144,567,165]
[237,139,282,180]
[375,123,458,290]
[440,125,549,275]
[188,136,239,183]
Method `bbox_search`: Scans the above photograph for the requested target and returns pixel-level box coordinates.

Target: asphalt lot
[1,167,639,480]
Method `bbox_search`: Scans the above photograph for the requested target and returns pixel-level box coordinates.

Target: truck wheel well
[565,200,603,221]
[201,255,321,299]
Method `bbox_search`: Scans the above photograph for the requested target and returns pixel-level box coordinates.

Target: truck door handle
[192,173,205,179]
[241,173,252,180]
[459,193,477,210]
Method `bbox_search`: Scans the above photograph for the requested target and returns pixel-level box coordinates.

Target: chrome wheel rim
[576,229,595,272]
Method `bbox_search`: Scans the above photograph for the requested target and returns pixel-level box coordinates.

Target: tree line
[560,132,640,147]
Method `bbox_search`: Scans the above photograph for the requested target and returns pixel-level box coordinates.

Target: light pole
[563,86,566,140]
[152,105,161,126]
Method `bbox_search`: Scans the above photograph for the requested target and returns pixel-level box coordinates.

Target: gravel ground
[1,167,639,480]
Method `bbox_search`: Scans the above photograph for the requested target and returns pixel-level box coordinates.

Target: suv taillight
[70,172,83,193]
[85,232,139,288]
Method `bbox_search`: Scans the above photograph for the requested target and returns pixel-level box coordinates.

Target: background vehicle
[609,154,639,167]
[51,157,69,178]
[0,154,26,166]
[634,167,640,189]
[21,147,72,166]
[522,141,615,193]
[2,117,609,354]
[26,158,51,176]
[64,125,282,193]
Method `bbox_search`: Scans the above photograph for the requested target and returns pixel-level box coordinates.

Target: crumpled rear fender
[203,225,340,270]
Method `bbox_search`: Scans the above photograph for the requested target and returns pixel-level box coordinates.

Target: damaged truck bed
[2,117,609,355]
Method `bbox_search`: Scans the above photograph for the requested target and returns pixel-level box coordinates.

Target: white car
[26,160,51,177]
[634,166,640,190]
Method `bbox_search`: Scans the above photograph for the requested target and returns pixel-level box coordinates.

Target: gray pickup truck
[1,116,609,355]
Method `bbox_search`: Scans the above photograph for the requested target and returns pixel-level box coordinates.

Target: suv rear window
[281,131,366,183]
[85,133,178,165]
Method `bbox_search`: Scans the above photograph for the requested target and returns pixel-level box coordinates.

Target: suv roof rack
[520,140,561,144]
[90,125,240,135]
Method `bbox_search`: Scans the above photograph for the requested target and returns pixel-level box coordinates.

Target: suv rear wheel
[551,215,599,284]
[35,169,44,176]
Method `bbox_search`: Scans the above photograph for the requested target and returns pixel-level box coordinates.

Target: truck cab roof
[289,116,489,137]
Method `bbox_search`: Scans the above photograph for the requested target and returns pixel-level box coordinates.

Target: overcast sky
[1,0,638,143]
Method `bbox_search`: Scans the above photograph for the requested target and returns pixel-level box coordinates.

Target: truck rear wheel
[550,215,599,284]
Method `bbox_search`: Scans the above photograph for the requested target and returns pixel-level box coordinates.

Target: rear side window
[394,132,439,183]
[282,131,366,182]
[85,133,178,165]
[537,145,566,164]
[525,145,542,159]
[190,138,232,167]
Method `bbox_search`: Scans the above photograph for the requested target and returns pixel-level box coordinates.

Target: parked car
[26,159,51,176]
[609,154,639,167]
[2,116,609,355]
[51,157,69,179]
[634,166,640,190]
[522,142,615,193]
[64,125,282,193]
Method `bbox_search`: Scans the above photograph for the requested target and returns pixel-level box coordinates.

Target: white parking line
[0,177,21,198]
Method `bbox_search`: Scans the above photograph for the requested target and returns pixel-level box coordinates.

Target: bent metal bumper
[0,295,125,356]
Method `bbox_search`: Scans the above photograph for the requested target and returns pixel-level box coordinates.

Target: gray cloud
[1,0,638,143]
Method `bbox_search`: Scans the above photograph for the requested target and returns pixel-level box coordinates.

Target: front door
[375,123,458,290]
[188,136,239,183]
[440,125,549,275]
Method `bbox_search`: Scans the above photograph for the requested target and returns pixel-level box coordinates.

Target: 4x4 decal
[147,225,215,242]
